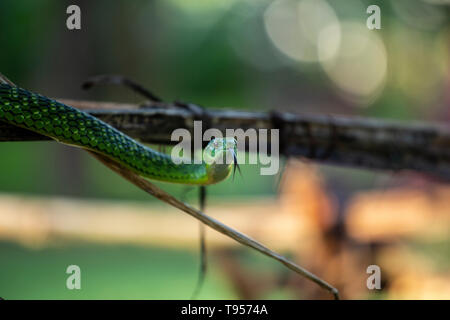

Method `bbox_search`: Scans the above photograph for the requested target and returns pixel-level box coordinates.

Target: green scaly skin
[0,83,234,185]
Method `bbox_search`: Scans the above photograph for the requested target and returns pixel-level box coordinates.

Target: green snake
[0,83,237,185]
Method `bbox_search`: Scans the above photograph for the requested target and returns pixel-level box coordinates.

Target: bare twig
[191,187,207,300]
[82,75,163,102]
[88,150,340,299]
[0,72,16,86]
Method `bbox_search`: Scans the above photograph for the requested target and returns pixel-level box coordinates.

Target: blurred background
[0,0,449,299]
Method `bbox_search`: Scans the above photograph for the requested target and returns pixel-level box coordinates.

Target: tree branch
[1,98,449,181]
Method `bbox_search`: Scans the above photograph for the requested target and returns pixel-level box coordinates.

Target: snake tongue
[232,150,241,181]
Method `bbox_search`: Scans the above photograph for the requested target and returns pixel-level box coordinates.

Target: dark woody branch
[1,98,449,181]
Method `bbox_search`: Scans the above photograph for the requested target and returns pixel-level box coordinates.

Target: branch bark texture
[0,99,449,180]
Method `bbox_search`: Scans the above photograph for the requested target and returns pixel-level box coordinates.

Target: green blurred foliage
[0,242,236,299]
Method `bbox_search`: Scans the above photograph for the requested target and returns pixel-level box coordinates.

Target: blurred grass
[0,241,237,299]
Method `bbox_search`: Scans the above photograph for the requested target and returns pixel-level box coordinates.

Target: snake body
[0,83,235,185]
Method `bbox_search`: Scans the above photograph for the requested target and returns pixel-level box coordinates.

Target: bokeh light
[320,21,387,104]
[264,0,341,63]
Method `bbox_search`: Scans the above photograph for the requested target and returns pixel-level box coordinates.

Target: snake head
[203,137,238,184]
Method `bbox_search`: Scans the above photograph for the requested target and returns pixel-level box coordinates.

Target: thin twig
[82,74,163,102]
[191,186,207,299]
[87,150,340,300]
[0,72,16,86]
